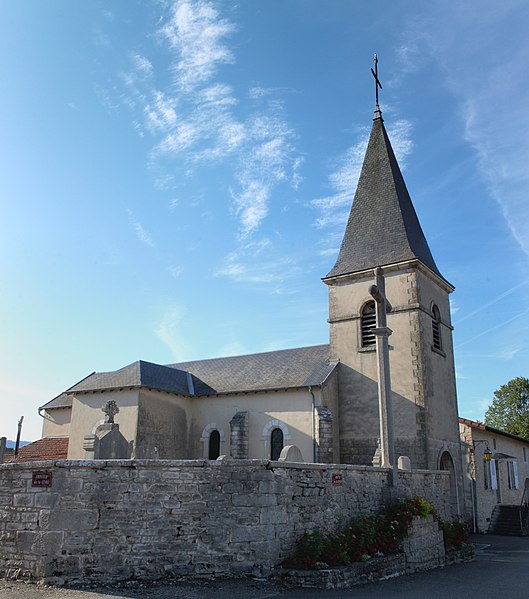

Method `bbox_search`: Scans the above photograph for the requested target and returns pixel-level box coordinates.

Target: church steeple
[324,106,447,285]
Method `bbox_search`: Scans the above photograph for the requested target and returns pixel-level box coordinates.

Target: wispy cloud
[311,117,414,245]
[117,0,301,240]
[155,305,192,361]
[168,265,183,278]
[216,238,300,284]
[455,306,529,349]
[398,2,529,262]
[160,0,235,91]
[127,208,155,248]
[454,281,528,325]
[459,346,522,361]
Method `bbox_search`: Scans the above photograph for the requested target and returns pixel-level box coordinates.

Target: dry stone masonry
[0,459,451,585]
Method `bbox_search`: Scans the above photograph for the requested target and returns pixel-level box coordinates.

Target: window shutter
[491,459,498,490]
[361,302,376,347]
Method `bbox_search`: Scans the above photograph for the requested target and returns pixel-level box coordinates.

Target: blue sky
[1,0,529,441]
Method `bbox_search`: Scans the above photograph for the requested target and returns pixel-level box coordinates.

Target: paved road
[1,535,528,599]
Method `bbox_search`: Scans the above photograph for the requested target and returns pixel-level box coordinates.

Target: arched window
[208,430,221,460]
[270,428,284,460]
[432,304,442,351]
[361,301,376,347]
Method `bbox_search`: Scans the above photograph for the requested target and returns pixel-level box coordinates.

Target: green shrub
[439,520,470,549]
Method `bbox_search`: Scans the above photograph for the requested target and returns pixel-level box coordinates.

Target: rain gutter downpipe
[309,385,316,463]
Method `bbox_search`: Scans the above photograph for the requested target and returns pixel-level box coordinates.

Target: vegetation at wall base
[283,496,469,570]
[438,520,470,550]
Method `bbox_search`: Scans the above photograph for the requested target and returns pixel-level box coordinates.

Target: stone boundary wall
[277,516,474,590]
[0,459,450,584]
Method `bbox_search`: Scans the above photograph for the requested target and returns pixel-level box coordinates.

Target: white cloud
[216,340,247,357]
[115,0,301,239]
[216,238,300,285]
[144,91,178,133]
[168,265,183,278]
[399,2,529,262]
[155,305,192,361]
[127,208,155,248]
[160,0,235,91]
[454,282,528,325]
[132,54,153,75]
[455,306,529,349]
[311,118,413,230]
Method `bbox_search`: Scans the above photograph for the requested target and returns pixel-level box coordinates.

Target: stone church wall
[0,459,450,584]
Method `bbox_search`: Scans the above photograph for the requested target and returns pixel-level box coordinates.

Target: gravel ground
[0,579,301,599]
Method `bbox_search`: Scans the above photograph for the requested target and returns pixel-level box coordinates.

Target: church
[38,94,462,483]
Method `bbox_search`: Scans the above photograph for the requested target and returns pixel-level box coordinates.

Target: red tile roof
[459,417,529,444]
[458,417,486,430]
[3,437,68,463]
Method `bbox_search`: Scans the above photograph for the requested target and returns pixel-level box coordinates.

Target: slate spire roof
[325,108,446,283]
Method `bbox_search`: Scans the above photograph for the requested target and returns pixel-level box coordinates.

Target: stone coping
[0,458,448,475]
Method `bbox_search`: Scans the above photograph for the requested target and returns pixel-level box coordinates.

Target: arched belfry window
[270,428,284,460]
[361,301,376,347]
[208,430,221,460]
[432,304,442,351]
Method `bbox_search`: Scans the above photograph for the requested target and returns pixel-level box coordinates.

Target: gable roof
[3,437,68,463]
[41,344,337,409]
[459,417,529,445]
[171,344,335,395]
[325,109,448,284]
[68,360,193,395]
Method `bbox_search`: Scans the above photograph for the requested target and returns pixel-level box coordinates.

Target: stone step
[489,505,528,536]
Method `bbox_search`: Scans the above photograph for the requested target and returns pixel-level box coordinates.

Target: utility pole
[14,416,24,457]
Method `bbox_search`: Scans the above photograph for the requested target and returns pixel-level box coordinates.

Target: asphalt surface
[1,535,528,599]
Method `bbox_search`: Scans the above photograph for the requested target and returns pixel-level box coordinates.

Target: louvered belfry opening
[361,301,377,347]
[432,304,442,351]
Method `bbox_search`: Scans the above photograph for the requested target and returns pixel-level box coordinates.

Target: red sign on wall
[332,473,343,487]
[32,471,53,487]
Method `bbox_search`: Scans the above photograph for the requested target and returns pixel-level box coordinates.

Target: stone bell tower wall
[328,264,459,471]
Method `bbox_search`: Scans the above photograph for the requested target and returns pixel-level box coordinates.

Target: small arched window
[270,428,284,461]
[208,430,221,460]
[361,301,376,347]
[432,304,442,351]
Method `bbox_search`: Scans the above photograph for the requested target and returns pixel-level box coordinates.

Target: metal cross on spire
[371,53,382,108]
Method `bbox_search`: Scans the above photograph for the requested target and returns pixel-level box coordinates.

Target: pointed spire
[324,112,447,283]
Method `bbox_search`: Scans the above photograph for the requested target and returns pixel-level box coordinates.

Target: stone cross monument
[369,267,397,485]
[102,400,119,424]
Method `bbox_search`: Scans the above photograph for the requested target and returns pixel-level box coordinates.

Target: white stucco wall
[66,389,140,459]
[41,407,71,438]
[460,422,529,532]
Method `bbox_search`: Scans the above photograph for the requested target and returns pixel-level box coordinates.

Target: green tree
[484,377,529,439]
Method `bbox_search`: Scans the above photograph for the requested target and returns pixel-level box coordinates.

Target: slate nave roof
[40,344,337,410]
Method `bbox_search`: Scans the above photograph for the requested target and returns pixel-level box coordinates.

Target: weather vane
[371,53,382,107]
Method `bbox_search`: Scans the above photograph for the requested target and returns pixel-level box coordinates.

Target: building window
[200,423,224,459]
[361,301,376,347]
[507,460,519,489]
[484,459,497,490]
[270,428,284,460]
[208,430,221,460]
[524,447,527,462]
[493,438,497,450]
[432,304,442,351]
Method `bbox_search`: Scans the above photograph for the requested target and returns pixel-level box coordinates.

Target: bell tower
[323,94,460,471]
